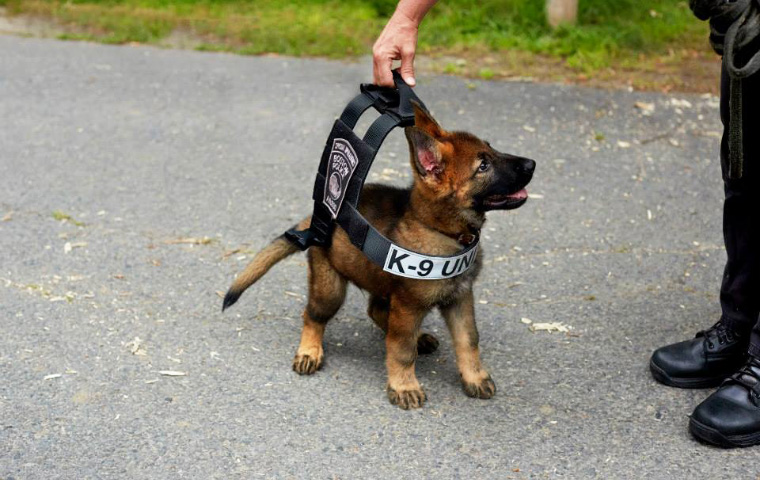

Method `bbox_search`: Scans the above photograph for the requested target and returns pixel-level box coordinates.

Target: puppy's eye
[478,159,490,172]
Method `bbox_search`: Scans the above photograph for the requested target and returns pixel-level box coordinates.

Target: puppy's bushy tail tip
[221,234,300,311]
[222,289,242,312]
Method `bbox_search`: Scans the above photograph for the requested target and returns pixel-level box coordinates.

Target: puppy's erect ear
[406,126,444,180]
[411,100,443,139]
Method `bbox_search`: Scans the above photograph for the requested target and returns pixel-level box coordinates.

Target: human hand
[372,10,419,87]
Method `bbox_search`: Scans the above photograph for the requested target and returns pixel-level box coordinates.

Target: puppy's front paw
[292,352,323,375]
[387,385,427,410]
[462,375,496,399]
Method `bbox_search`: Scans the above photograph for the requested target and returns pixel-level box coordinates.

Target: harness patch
[323,138,359,219]
[383,243,479,280]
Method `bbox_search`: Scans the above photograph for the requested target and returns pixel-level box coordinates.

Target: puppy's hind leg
[368,295,438,355]
[367,295,389,332]
[293,247,347,375]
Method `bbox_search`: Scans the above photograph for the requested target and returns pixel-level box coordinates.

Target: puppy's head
[405,102,536,215]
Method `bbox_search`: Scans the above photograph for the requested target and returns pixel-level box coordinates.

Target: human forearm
[394,0,439,25]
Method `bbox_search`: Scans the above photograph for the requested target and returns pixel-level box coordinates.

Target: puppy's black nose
[518,158,536,175]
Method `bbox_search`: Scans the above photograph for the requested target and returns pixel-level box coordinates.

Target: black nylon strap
[339,93,375,129]
[336,204,387,266]
[336,204,369,247]
[363,113,403,151]
[362,224,392,266]
[312,172,325,202]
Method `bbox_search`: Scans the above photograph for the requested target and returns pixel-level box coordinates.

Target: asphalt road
[1,35,757,479]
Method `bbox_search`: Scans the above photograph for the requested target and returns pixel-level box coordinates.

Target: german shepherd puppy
[223,103,535,409]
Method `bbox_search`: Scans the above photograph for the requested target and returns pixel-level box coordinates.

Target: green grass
[6,0,382,56]
[4,0,708,69]
[478,68,495,80]
[422,0,705,69]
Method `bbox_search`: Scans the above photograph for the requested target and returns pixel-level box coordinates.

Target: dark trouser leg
[689,67,760,447]
[718,66,760,351]
[648,66,759,388]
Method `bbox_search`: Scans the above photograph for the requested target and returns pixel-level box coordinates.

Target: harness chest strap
[284,72,480,280]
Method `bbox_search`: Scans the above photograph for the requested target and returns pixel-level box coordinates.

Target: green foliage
[420,0,704,67]
[443,62,460,74]
[478,68,495,80]
[5,0,707,68]
[364,0,397,17]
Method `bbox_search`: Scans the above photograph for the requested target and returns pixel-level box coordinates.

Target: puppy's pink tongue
[506,189,528,200]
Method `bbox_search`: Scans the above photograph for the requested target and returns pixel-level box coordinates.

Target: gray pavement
[0,35,756,479]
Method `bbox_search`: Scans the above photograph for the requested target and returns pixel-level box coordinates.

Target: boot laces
[698,319,737,349]
[726,357,760,397]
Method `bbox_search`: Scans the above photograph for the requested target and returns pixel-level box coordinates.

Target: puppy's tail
[222,221,307,311]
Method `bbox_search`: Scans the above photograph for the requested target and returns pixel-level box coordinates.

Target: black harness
[284,72,479,280]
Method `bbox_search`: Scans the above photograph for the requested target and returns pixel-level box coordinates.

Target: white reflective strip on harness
[382,242,478,280]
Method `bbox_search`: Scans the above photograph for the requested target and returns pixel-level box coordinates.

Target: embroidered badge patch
[323,138,359,219]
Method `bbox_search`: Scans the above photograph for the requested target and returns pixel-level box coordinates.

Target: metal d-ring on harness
[691,0,760,179]
[284,71,479,280]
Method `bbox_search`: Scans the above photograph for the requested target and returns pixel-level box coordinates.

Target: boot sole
[689,418,760,448]
[649,359,726,389]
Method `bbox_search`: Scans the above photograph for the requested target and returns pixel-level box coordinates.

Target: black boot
[690,356,760,447]
[650,319,747,388]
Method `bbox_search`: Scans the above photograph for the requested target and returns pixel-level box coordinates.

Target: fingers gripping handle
[360,69,427,126]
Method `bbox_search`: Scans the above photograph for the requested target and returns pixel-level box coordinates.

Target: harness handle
[359,70,425,126]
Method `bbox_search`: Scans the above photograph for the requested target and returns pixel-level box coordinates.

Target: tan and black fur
[223,103,535,409]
